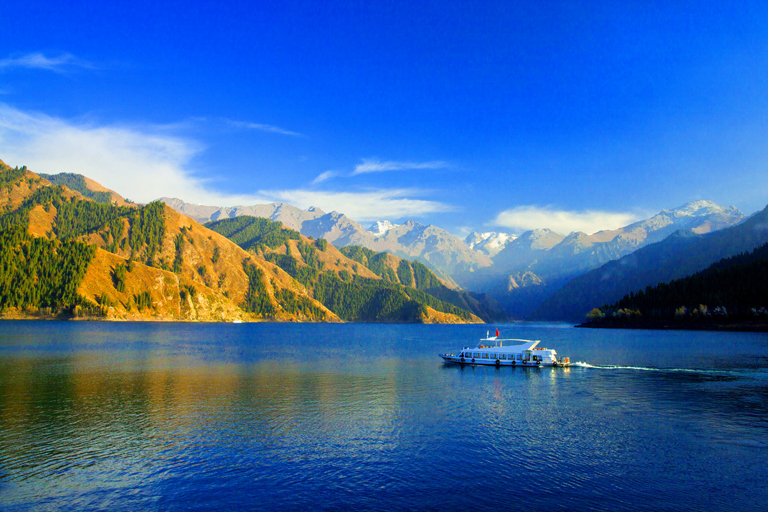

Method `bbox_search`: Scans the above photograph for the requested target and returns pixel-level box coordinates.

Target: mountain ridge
[530,203,768,322]
[159,197,493,281]
[0,165,479,324]
[455,200,747,318]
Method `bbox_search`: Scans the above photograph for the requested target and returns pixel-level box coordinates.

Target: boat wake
[572,362,724,374]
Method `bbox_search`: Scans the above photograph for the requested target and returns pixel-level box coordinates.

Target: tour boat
[440,331,571,367]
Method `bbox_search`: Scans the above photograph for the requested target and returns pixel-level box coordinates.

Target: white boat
[440,331,571,367]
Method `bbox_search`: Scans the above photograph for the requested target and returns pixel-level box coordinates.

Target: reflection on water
[0,321,767,511]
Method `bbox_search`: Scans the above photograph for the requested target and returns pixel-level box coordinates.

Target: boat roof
[474,337,541,349]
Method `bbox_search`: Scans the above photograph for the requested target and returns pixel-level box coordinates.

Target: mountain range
[455,200,747,317]
[160,196,753,321]
[531,204,768,322]
[4,160,761,326]
[0,161,485,324]
[159,197,493,283]
[464,231,517,257]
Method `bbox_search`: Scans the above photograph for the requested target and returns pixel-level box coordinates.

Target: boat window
[474,353,479,358]
[500,354,506,360]
[482,353,489,359]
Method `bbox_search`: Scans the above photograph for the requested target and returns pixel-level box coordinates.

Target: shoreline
[577,320,768,332]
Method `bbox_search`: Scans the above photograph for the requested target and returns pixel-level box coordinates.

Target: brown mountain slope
[78,205,339,322]
[77,248,248,321]
[83,175,133,207]
[0,165,338,322]
[162,207,337,320]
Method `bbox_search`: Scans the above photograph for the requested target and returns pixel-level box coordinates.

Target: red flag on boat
[495,328,500,337]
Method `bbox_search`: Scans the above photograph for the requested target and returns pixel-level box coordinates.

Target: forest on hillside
[340,245,508,321]
[38,172,114,204]
[0,168,170,317]
[0,226,96,314]
[584,243,768,330]
[205,216,301,250]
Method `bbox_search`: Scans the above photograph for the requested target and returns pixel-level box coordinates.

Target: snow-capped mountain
[447,200,747,317]
[161,196,746,319]
[464,231,517,257]
[367,220,399,237]
[160,199,492,280]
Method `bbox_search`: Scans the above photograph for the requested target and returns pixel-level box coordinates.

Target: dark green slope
[206,217,480,322]
[1,170,165,262]
[339,245,508,321]
[593,242,768,323]
[0,164,167,316]
[0,226,96,314]
[530,204,768,322]
[205,216,300,250]
[38,172,113,204]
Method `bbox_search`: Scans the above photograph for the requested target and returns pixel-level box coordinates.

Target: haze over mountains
[533,204,768,321]
[462,200,747,317]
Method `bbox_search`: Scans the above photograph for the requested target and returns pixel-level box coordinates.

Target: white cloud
[0,103,452,221]
[227,119,304,137]
[0,103,208,203]
[352,158,448,175]
[493,205,641,235]
[0,52,93,73]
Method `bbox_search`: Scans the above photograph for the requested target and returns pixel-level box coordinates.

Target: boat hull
[439,354,570,367]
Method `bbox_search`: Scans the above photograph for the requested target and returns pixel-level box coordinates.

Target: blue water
[1,321,767,511]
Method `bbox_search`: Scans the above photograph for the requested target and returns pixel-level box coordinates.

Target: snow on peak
[367,220,399,236]
[465,231,517,256]
[667,200,741,218]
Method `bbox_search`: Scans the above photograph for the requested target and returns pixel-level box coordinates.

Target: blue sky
[1,1,768,236]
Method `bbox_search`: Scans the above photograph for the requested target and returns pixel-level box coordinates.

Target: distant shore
[577,319,768,332]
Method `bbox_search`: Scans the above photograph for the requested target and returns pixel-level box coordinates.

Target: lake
[1,321,767,511]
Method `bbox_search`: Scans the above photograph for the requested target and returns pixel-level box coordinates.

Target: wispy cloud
[352,158,448,175]
[492,205,642,235]
[0,103,452,221]
[0,52,94,73]
[260,188,454,221]
[0,103,204,203]
[226,119,304,137]
[312,170,341,184]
